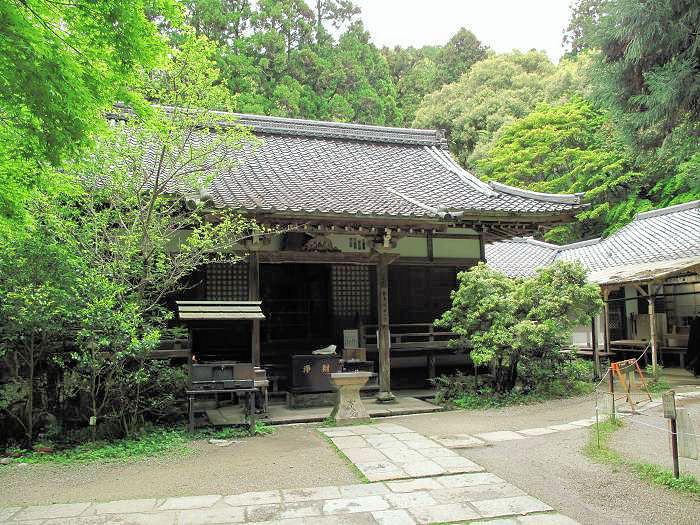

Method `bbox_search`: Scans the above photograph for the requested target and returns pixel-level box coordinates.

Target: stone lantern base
[329,372,373,424]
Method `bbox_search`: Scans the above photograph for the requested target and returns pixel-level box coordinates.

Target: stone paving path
[0,472,577,524]
[426,389,700,449]
[319,422,483,481]
[1,422,586,525]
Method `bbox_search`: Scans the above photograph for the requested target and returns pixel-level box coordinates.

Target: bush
[435,357,594,408]
[435,261,602,394]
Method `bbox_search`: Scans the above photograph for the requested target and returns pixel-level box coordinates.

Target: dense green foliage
[436,262,602,394]
[476,98,642,242]
[3,0,700,449]
[413,51,588,168]
[0,0,179,226]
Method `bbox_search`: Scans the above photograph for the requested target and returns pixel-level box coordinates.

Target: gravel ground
[390,392,601,435]
[612,397,700,478]
[459,428,700,525]
[0,426,358,507]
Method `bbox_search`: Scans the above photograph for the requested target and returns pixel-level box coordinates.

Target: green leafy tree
[414,51,588,168]
[436,262,602,393]
[587,0,700,149]
[383,28,488,126]
[0,0,179,225]
[0,214,82,446]
[477,97,644,242]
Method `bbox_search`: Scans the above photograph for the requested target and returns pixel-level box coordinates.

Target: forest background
[2,0,700,242]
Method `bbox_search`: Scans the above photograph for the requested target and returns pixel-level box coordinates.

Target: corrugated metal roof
[485,200,700,278]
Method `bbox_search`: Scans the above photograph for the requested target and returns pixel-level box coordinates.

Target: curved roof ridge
[488,181,583,205]
[109,104,442,146]
[426,147,500,197]
[557,237,602,251]
[635,199,700,220]
[508,237,560,249]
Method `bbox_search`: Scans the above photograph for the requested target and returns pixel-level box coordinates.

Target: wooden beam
[376,255,395,402]
[248,252,261,366]
[427,230,434,262]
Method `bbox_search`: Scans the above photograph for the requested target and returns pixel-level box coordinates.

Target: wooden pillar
[648,284,658,376]
[591,316,600,380]
[248,252,261,366]
[376,256,395,402]
[602,288,611,356]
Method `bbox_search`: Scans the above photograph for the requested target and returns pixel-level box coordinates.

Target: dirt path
[390,392,600,435]
[459,427,700,525]
[0,426,358,507]
[612,396,700,478]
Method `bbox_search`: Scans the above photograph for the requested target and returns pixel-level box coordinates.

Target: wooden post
[648,284,658,376]
[602,288,611,356]
[663,390,680,478]
[248,252,261,366]
[376,256,395,402]
[591,316,600,380]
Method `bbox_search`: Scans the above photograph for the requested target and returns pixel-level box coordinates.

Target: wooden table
[186,388,258,433]
[610,340,651,366]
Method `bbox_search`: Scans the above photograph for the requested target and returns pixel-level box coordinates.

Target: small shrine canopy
[587,256,700,286]
[176,301,265,321]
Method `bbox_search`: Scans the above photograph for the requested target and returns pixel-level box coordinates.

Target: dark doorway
[260,264,332,344]
[388,266,457,323]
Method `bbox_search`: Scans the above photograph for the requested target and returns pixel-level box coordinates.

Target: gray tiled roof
[111,109,586,221]
[485,200,700,276]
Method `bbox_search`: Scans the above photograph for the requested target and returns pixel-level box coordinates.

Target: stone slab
[278,501,323,519]
[401,460,446,477]
[569,419,595,427]
[179,506,246,525]
[349,425,384,435]
[381,448,426,463]
[436,472,505,488]
[281,486,341,502]
[373,424,415,434]
[321,429,357,437]
[343,447,390,463]
[475,431,527,442]
[331,436,368,449]
[365,435,402,447]
[225,490,282,506]
[384,491,437,509]
[338,483,390,498]
[517,427,559,436]
[518,513,581,524]
[417,447,459,458]
[245,503,283,522]
[159,495,221,510]
[11,502,92,521]
[472,495,553,518]
[394,433,425,442]
[322,495,390,515]
[372,509,417,525]
[386,478,443,493]
[0,508,20,522]
[431,456,484,472]
[92,498,158,514]
[430,483,526,504]
[429,434,487,448]
[548,424,580,432]
[409,503,480,524]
